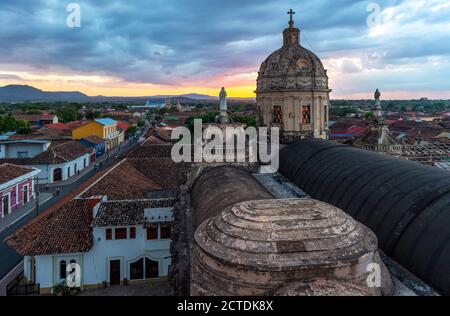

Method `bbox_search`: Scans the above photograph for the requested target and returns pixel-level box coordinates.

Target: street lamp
[34,176,40,217]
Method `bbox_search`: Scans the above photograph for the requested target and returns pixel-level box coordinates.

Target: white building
[11,198,175,294]
[0,140,51,159]
[0,141,93,184]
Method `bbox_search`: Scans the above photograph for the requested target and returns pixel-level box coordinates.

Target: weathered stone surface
[191,198,393,296]
[279,138,450,296]
[191,166,273,229]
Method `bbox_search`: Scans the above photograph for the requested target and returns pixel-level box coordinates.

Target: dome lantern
[284,9,300,46]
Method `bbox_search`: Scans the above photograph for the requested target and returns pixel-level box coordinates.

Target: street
[0,126,148,282]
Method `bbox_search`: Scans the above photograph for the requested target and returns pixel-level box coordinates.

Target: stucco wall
[30,153,90,184]
[25,224,171,293]
[0,178,34,217]
[3,143,47,158]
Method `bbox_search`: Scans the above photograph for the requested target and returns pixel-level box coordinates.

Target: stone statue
[216,87,231,124]
[374,89,381,106]
[219,87,227,112]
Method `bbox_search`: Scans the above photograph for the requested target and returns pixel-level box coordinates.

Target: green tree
[231,115,256,127]
[127,125,138,136]
[57,105,82,123]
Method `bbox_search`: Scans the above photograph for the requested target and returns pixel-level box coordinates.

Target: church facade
[256,11,331,142]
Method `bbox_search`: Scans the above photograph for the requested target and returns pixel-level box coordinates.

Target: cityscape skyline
[0,0,449,99]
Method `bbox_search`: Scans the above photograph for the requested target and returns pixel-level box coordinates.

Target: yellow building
[72,118,124,151]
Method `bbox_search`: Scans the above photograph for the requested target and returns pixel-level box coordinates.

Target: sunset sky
[0,0,450,99]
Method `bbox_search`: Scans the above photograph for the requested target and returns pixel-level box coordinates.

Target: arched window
[145,258,159,279]
[130,258,144,280]
[53,168,62,182]
[60,260,67,279]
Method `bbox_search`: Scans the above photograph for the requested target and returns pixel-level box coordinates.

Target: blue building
[78,135,106,159]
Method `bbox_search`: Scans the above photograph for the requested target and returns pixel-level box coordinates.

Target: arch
[145,258,159,279]
[128,256,160,280]
[59,260,67,279]
[53,168,62,182]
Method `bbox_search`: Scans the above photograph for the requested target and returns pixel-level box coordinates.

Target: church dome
[191,198,393,296]
[256,16,329,93]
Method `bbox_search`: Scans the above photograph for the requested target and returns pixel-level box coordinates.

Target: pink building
[0,164,40,219]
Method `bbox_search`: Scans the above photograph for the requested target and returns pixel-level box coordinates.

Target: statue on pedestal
[216,87,231,124]
[374,89,381,107]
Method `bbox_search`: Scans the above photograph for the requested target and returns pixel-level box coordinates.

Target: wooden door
[109,260,121,285]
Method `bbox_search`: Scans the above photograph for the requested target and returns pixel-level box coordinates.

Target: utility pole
[34,176,40,217]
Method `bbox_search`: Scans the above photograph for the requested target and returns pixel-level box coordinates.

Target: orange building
[72,118,124,151]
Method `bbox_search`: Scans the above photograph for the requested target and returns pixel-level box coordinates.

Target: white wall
[25,224,171,292]
[2,143,48,158]
[30,153,91,184]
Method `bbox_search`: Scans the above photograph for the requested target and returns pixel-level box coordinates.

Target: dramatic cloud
[0,0,449,98]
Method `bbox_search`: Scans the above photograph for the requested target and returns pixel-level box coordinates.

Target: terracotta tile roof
[41,114,57,120]
[13,114,41,122]
[143,127,173,143]
[44,123,69,130]
[80,160,162,199]
[32,141,92,164]
[66,120,90,130]
[0,141,92,165]
[81,135,105,145]
[127,144,173,158]
[128,158,191,189]
[93,199,175,227]
[5,199,94,256]
[9,128,71,140]
[116,121,130,132]
[0,163,34,184]
[142,135,169,145]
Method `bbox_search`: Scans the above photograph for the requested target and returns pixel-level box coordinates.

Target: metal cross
[287,9,295,22]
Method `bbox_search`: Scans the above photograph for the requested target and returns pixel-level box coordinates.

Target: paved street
[78,279,173,296]
[0,128,147,283]
[0,193,53,233]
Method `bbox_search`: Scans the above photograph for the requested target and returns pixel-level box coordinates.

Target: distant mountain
[180,93,218,100]
[0,84,255,103]
[0,85,90,102]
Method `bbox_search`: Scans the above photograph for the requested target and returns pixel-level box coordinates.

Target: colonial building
[256,10,331,142]
[0,141,93,184]
[72,118,125,151]
[0,164,40,219]
[0,139,51,159]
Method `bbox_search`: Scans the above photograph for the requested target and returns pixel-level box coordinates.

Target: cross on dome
[287,9,295,27]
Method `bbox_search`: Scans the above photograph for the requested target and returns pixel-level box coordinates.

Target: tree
[329,106,357,117]
[186,112,218,132]
[231,115,256,127]
[127,125,138,136]
[0,115,31,133]
[85,110,101,120]
[365,112,374,120]
[57,105,82,123]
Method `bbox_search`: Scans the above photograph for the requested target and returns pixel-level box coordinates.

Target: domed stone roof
[191,198,393,296]
[256,19,329,93]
